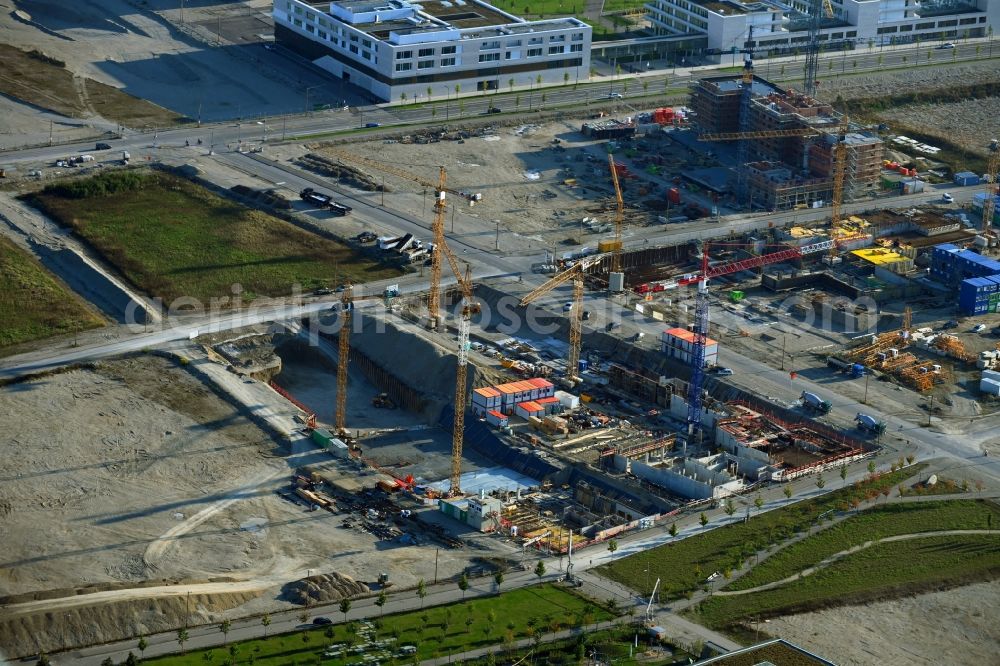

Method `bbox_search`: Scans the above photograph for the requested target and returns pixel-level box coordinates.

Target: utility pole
[282,115,286,141]
[495,219,500,250]
[434,548,439,584]
[862,371,870,404]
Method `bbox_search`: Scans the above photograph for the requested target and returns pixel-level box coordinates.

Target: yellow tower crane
[608,153,625,273]
[829,119,849,255]
[520,256,602,380]
[437,240,479,496]
[322,149,482,328]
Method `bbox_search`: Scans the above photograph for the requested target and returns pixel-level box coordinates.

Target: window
[479,52,501,62]
[418,59,435,69]
[572,32,584,41]
[318,30,327,39]
[350,34,359,42]
[846,30,857,38]
[570,43,582,52]
[507,39,522,47]
[349,44,358,54]
[362,50,372,60]
[397,50,413,59]
[395,62,412,71]
[529,37,542,44]
[506,50,522,60]
[527,47,543,57]
[362,38,371,48]
[318,18,328,27]
[440,57,456,66]
[548,45,563,54]
[481,40,501,49]
[306,11,314,20]
[293,5,302,14]
[549,34,565,42]
[418,47,435,57]
[441,45,457,54]
[293,18,302,26]
[306,23,314,33]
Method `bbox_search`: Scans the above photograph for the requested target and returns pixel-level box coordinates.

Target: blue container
[954,171,980,187]
[578,359,589,372]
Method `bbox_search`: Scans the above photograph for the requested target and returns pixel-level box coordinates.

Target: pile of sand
[282,572,369,606]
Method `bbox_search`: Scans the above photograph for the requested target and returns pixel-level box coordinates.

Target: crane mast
[686,251,710,446]
[335,286,352,435]
[803,0,835,97]
[608,153,624,273]
[428,167,446,329]
[984,139,1000,242]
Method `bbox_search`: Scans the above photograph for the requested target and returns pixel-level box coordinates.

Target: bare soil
[764,580,1000,666]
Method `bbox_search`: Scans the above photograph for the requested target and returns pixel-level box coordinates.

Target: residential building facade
[273,0,591,103]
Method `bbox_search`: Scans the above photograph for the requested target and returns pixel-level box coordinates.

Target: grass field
[688,534,1000,629]
[597,465,927,600]
[146,585,614,666]
[29,171,402,304]
[725,499,1000,591]
[0,235,104,354]
[0,44,186,128]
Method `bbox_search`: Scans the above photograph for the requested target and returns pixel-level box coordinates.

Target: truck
[300,187,332,207]
[855,412,887,436]
[827,356,865,378]
[300,187,352,215]
[800,391,832,414]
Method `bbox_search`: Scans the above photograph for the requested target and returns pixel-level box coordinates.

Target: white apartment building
[273,0,591,103]
[645,0,1000,55]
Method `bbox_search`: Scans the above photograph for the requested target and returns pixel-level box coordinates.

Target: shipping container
[954,171,980,187]
[311,428,334,447]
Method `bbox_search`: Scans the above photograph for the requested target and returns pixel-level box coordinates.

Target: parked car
[485,106,501,114]
[942,192,954,203]
[973,323,987,333]
[313,617,333,626]
[563,302,574,312]
[937,42,956,49]
[313,287,333,295]
[714,367,734,376]
[95,142,112,150]
[365,122,381,128]
[355,231,377,243]
[606,92,623,100]
[942,320,959,329]
[582,310,591,320]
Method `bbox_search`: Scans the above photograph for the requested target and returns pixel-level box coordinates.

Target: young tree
[564,72,570,85]
[376,589,388,616]
[100,659,113,666]
[643,80,649,95]
[840,465,848,485]
[783,485,793,499]
[137,636,148,660]
[299,611,309,625]
[534,560,546,581]
[699,512,708,527]
[494,570,504,594]
[465,615,475,633]
[229,644,239,666]
[669,522,678,538]
[176,628,189,654]
[724,499,736,517]
[417,579,427,608]
[400,92,407,104]
[458,573,469,599]
[754,495,764,512]
[607,539,618,555]
[220,619,232,645]
[816,474,826,489]
[867,460,877,475]
[427,86,433,100]
[261,613,271,638]
[340,598,352,623]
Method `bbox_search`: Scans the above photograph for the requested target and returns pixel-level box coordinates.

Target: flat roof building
[274,0,591,102]
[646,0,1000,57]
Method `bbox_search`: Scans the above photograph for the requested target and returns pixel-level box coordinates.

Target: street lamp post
[305,85,323,114]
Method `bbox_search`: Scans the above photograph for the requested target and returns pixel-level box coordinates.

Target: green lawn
[146,585,613,666]
[0,235,104,353]
[726,499,1000,591]
[688,534,1000,629]
[28,171,401,304]
[597,465,927,600]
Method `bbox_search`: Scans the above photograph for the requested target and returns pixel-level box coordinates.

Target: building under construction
[690,75,884,209]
